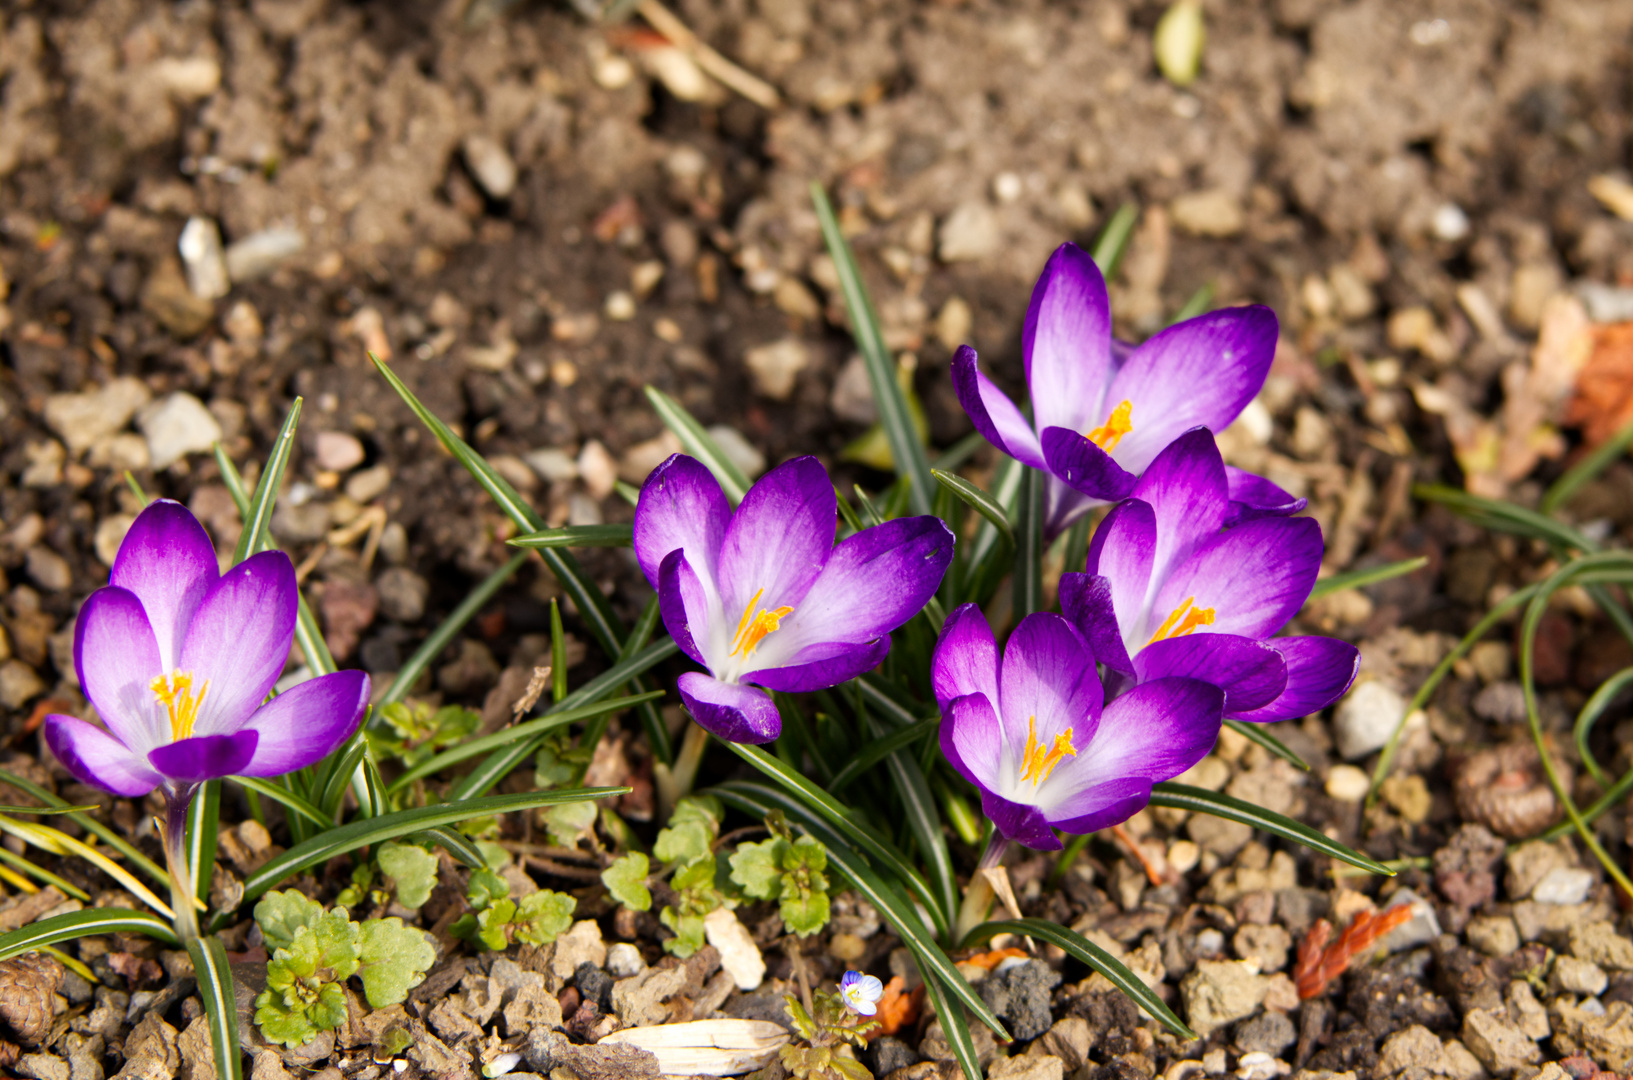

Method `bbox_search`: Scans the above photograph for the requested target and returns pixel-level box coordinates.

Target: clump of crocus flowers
[44,501,369,939]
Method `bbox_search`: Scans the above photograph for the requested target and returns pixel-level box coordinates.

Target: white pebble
[604,291,636,321]
[1531,866,1594,906]
[1432,203,1470,242]
[606,942,646,978]
[179,216,230,300]
[1332,681,1406,760]
[1325,764,1371,802]
[992,172,1024,203]
[139,392,223,470]
[703,908,765,990]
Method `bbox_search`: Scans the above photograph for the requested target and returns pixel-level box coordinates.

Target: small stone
[604,291,637,321]
[179,216,230,300]
[1037,1018,1093,1071]
[1170,189,1244,237]
[271,500,329,543]
[1551,999,1633,1071]
[979,960,1060,1043]
[938,202,1001,262]
[574,962,615,1013]
[1441,1040,1486,1080]
[1466,916,1520,958]
[139,393,223,470]
[1552,956,1608,997]
[1235,1052,1289,1080]
[920,1018,999,1066]
[1235,1012,1295,1057]
[314,431,365,472]
[866,1036,919,1077]
[0,661,45,710]
[744,338,809,401]
[1379,775,1431,823]
[606,943,645,978]
[371,567,428,624]
[14,1054,68,1080]
[1324,765,1370,802]
[1506,980,1549,1040]
[525,449,579,484]
[223,300,263,344]
[1571,923,1633,971]
[44,377,152,455]
[1462,1008,1540,1075]
[464,134,518,200]
[1378,1026,1448,1076]
[829,933,865,963]
[1432,203,1471,243]
[1506,839,1574,901]
[577,441,617,499]
[1181,960,1267,1036]
[224,228,305,282]
[1332,680,1406,760]
[1532,866,1594,906]
[94,515,136,567]
[830,355,876,424]
[706,425,766,480]
[142,259,216,337]
[552,921,607,983]
[988,1054,1064,1080]
[25,548,71,593]
[345,464,392,503]
[1233,925,1291,972]
[773,277,821,320]
[703,908,765,991]
[1378,890,1440,953]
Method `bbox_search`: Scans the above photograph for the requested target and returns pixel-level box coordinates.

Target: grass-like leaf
[379,553,527,708]
[1415,484,1593,552]
[233,777,329,828]
[712,781,1008,1042]
[920,972,984,1080]
[812,182,933,516]
[0,770,169,887]
[870,716,958,928]
[233,788,628,916]
[1541,415,1633,516]
[1306,556,1429,601]
[1014,467,1045,619]
[644,385,750,503]
[1168,282,1215,325]
[829,718,938,791]
[186,936,241,1080]
[229,399,301,565]
[509,524,634,549]
[0,908,179,960]
[0,816,178,918]
[1222,719,1309,771]
[963,918,1195,1040]
[1090,203,1139,281]
[413,826,487,868]
[1149,782,1392,874]
[0,848,90,901]
[1574,667,1633,788]
[187,781,220,905]
[932,469,1014,545]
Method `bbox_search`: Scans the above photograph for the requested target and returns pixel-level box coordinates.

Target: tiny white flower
[839,971,884,1016]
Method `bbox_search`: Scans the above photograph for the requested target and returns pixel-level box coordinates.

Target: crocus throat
[1087,399,1133,452]
[1146,596,1216,646]
[150,670,209,743]
[729,588,794,658]
[1019,715,1076,786]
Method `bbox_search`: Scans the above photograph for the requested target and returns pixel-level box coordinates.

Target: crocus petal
[749,515,954,668]
[997,613,1102,751]
[1040,427,1138,503]
[931,603,1000,714]
[981,790,1060,851]
[109,500,219,673]
[676,671,782,744]
[1084,499,1155,637]
[1223,466,1308,527]
[1024,243,1113,435]
[716,457,835,619]
[237,670,370,777]
[1047,780,1157,838]
[657,550,712,667]
[1103,306,1278,473]
[633,454,731,595]
[1045,677,1222,826]
[73,587,165,753]
[148,730,259,784]
[179,550,298,736]
[1058,573,1133,675]
[42,714,161,798]
[1151,517,1323,640]
[941,692,1004,792]
[1230,636,1360,722]
[750,638,890,693]
[1133,635,1288,714]
[1131,428,1227,587]
[951,347,1045,469]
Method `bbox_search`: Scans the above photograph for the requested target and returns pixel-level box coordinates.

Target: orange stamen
[1087,399,1134,452]
[1019,715,1077,786]
[150,670,209,742]
[729,588,794,658]
[1146,596,1216,646]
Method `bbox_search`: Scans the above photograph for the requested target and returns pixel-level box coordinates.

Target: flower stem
[161,786,201,945]
[953,832,1011,944]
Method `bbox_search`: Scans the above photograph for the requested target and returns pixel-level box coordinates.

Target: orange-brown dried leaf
[873,976,923,1036]
[1566,322,1633,448]
[962,947,1027,971]
[1294,905,1414,999]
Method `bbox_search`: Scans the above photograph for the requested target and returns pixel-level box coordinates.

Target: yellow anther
[1087,399,1134,452]
[729,588,795,658]
[149,669,209,743]
[1019,715,1077,786]
[1145,596,1216,646]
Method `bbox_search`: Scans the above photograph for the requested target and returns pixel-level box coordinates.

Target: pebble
[224,228,305,282]
[1233,925,1291,972]
[178,216,230,300]
[271,501,330,544]
[1170,189,1244,237]
[25,548,71,592]
[978,960,1059,1042]
[830,355,876,424]
[1553,999,1633,1071]
[1532,866,1595,906]
[1324,764,1370,802]
[938,202,1001,262]
[1168,840,1200,873]
[1505,839,1574,901]
[550,921,607,983]
[577,441,617,499]
[0,660,45,710]
[1432,203,1471,242]
[525,448,579,484]
[1461,1007,1539,1074]
[379,522,408,565]
[463,134,518,200]
[1235,1011,1295,1057]
[743,338,809,401]
[223,300,263,344]
[1332,680,1406,760]
[44,376,152,455]
[1577,282,1633,324]
[706,425,766,480]
[13,1054,68,1080]
[1180,960,1267,1036]
[703,909,765,991]
[1234,1052,1288,1080]
[604,291,636,321]
[988,1055,1064,1080]
[606,943,645,978]
[1378,1026,1447,1076]
[866,1036,919,1077]
[139,392,223,470]
[1570,922,1633,971]
[1551,956,1608,998]
[345,464,392,504]
[1465,915,1520,958]
[142,259,216,337]
[935,297,973,352]
[314,431,365,473]
[1037,1018,1093,1071]
[772,277,820,320]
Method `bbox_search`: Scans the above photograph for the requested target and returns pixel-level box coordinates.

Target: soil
[4,0,1633,1078]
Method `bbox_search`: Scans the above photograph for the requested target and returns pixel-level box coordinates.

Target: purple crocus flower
[43,500,370,798]
[951,242,1279,536]
[633,454,954,744]
[932,604,1224,851]
[1059,428,1359,722]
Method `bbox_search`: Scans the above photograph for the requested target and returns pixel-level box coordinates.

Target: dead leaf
[1566,321,1633,448]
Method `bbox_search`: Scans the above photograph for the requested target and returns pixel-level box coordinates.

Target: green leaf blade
[1150,782,1393,874]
